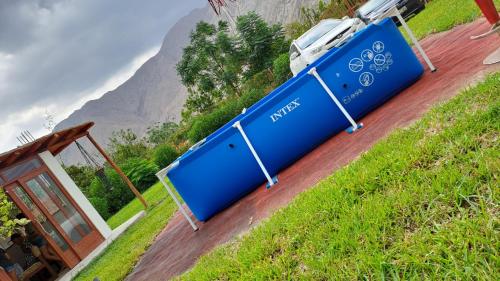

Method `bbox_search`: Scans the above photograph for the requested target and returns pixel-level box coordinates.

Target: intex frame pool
[157,19,425,226]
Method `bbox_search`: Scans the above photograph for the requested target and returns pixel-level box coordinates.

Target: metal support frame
[393,7,436,72]
[308,67,363,133]
[232,121,277,188]
[372,3,436,72]
[156,166,199,231]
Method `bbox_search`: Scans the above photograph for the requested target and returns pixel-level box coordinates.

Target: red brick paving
[126,19,500,281]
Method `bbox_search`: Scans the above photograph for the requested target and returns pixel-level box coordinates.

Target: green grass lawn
[70,1,500,280]
[73,182,179,281]
[106,182,167,230]
[179,73,500,280]
[403,0,500,40]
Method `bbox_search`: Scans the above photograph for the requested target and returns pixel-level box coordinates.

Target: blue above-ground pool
[167,19,424,221]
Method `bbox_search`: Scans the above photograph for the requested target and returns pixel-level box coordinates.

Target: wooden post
[86,133,148,209]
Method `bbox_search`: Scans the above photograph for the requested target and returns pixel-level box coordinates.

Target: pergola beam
[63,128,81,142]
[85,133,148,209]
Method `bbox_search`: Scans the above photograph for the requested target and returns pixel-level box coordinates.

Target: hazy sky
[0,0,205,153]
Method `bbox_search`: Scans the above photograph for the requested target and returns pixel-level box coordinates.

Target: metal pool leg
[308,67,364,134]
[233,121,278,188]
[394,7,437,72]
[156,170,199,231]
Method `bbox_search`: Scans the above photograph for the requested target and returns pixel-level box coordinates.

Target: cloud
[0,0,205,152]
[0,46,159,153]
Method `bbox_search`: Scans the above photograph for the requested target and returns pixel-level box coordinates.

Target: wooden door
[5,169,104,268]
[6,183,80,268]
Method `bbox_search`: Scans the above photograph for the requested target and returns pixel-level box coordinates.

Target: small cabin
[0,122,144,280]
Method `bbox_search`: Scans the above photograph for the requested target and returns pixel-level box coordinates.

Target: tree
[177,13,290,120]
[236,12,289,79]
[108,129,149,164]
[146,121,179,146]
[177,21,243,116]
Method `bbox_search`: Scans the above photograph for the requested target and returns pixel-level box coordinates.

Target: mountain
[55,0,317,164]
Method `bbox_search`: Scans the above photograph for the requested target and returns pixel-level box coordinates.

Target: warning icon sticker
[374,54,386,66]
[361,49,374,62]
[349,58,364,72]
[359,72,374,87]
[373,41,385,53]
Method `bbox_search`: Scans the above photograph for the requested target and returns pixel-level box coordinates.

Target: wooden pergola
[0,122,147,208]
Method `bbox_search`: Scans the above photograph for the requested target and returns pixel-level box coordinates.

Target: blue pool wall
[168,19,424,221]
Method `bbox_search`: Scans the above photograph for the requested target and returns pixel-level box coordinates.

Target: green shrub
[89,168,134,215]
[88,197,110,220]
[272,53,292,85]
[87,160,157,219]
[285,1,327,39]
[64,165,96,197]
[241,70,274,94]
[153,144,179,168]
[285,0,364,39]
[187,88,268,143]
[188,100,241,143]
[319,0,365,19]
[0,189,28,238]
[120,158,159,192]
[238,88,266,109]
[168,121,192,146]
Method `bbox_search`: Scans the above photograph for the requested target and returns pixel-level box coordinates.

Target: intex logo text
[270,97,301,123]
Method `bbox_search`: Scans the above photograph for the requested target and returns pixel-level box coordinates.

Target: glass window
[1,158,41,182]
[358,0,388,17]
[26,173,91,244]
[26,176,87,243]
[13,185,69,251]
[296,19,341,49]
[26,179,59,215]
[53,211,83,243]
[39,173,91,235]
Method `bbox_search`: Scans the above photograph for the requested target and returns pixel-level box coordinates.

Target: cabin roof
[0,122,94,170]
